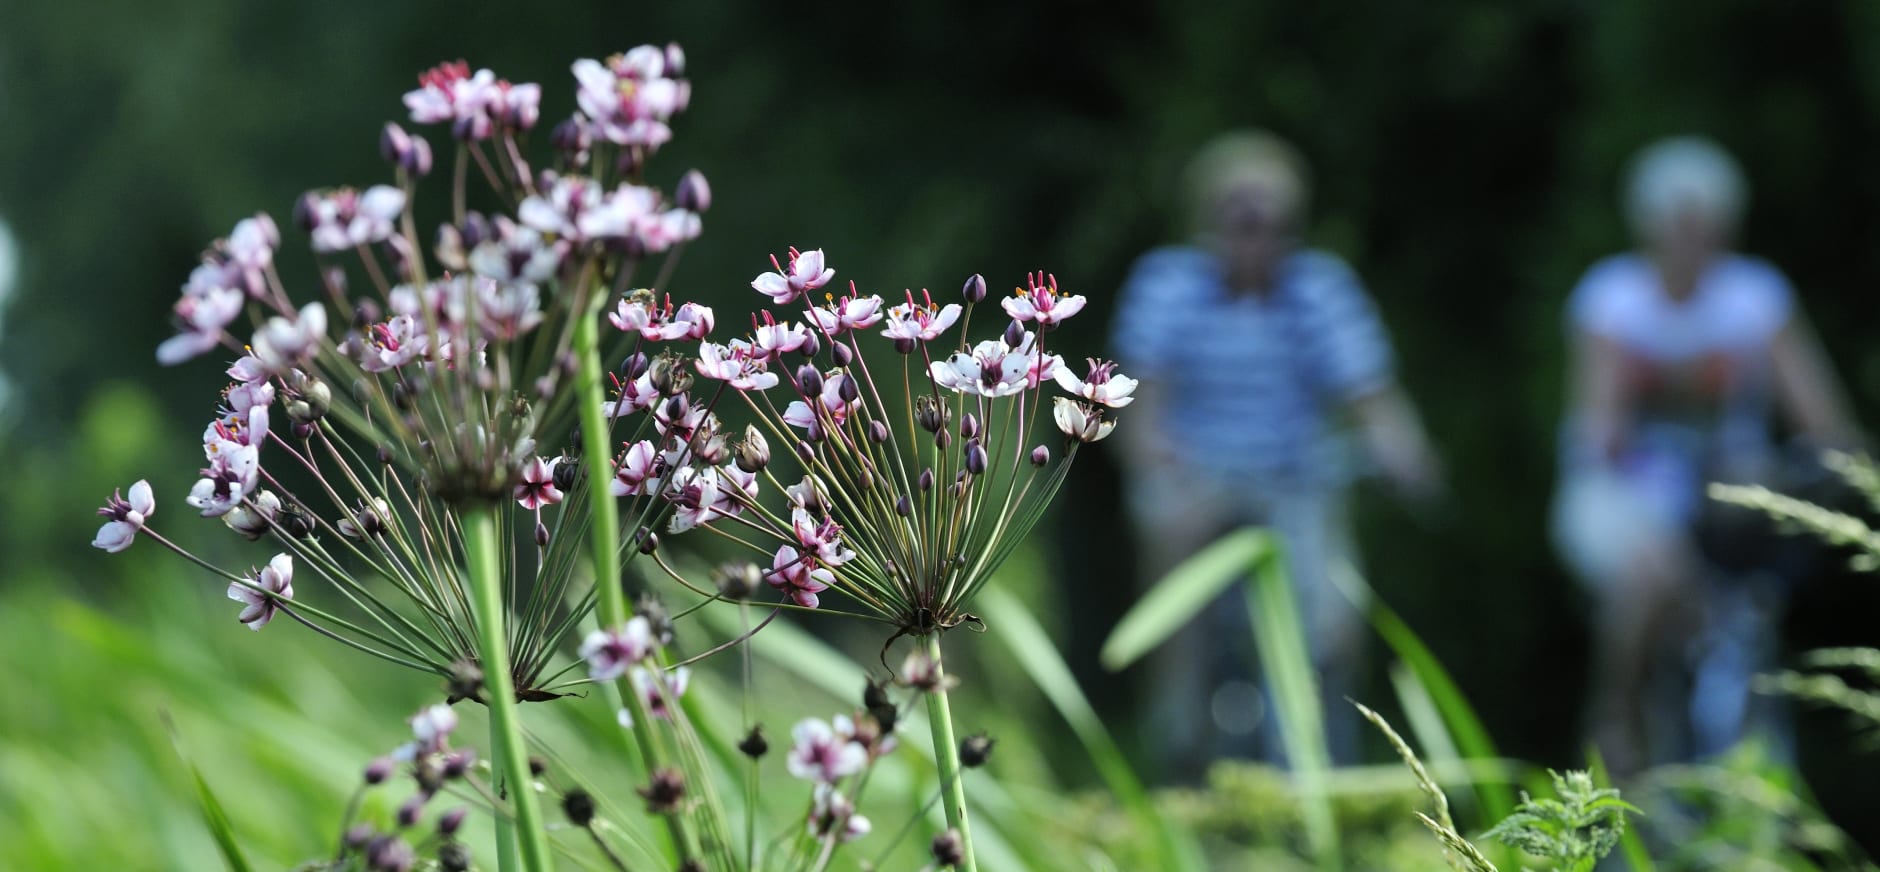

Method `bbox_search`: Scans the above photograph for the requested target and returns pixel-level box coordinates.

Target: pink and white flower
[228,553,294,631]
[156,284,244,365]
[621,665,690,727]
[809,784,870,842]
[1052,397,1116,443]
[474,279,544,341]
[579,617,656,681]
[514,456,563,509]
[1054,358,1137,408]
[766,544,834,608]
[518,175,606,242]
[787,717,868,783]
[188,441,262,517]
[603,371,659,418]
[792,509,855,567]
[576,183,660,242]
[394,702,458,761]
[92,480,155,553]
[1001,272,1086,326]
[611,440,664,496]
[695,340,780,391]
[783,372,861,431]
[467,219,562,283]
[930,337,1038,398]
[359,314,429,373]
[404,61,496,128]
[666,465,741,532]
[752,317,811,359]
[751,248,835,304]
[251,303,328,374]
[807,290,884,336]
[572,49,688,148]
[302,186,406,253]
[880,292,961,344]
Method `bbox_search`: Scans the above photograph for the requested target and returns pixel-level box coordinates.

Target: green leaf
[980,587,1204,871]
[1331,561,1516,825]
[1100,528,1274,671]
[1586,746,1654,872]
[163,715,253,872]
[1242,535,1341,871]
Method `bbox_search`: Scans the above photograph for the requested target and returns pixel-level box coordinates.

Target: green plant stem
[923,634,978,872]
[572,303,702,864]
[462,504,554,872]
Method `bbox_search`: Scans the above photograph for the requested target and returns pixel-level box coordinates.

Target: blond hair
[1184,130,1310,233]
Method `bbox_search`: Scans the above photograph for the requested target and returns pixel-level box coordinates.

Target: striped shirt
[1111,246,1395,489]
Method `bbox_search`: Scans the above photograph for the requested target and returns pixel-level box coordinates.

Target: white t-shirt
[1561,252,1794,521]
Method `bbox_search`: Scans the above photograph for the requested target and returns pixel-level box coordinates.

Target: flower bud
[796,440,816,463]
[292,191,321,232]
[534,521,549,547]
[965,439,987,475]
[738,725,769,759]
[1004,320,1026,348]
[441,749,475,779]
[864,679,893,711]
[934,430,952,450]
[224,490,281,540]
[919,468,934,491]
[796,365,823,398]
[437,807,468,838]
[637,529,660,555]
[621,351,650,380]
[714,561,761,600]
[959,732,995,768]
[551,457,582,492]
[397,794,426,828]
[551,117,591,164]
[664,42,687,76]
[529,756,548,777]
[933,829,965,867]
[344,824,376,850]
[735,426,770,473]
[438,841,471,872]
[868,420,889,443]
[833,342,854,366]
[896,495,913,516]
[368,835,415,872]
[893,336,916,355]
[1031,444,1050,466]
[404,134,434,177]
[379,442,396,465]
[960,413,979,440]
[364,756,395,785]
[352,298,382,329]
[675,169,711,213]
[915,396,948,433]
[380,122,413,166]
[660,394,690,426]
[800,331,821,358]
[962,273,988,304]
[562,788,596,826]
[835,373,860,404]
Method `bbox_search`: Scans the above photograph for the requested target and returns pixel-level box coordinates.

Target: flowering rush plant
[93,42,1129,872]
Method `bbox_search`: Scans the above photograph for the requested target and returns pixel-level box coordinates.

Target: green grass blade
[163,715,254,872]
[1243,536,1341,871]
[1100,528,1274,671]
[1331,561,1515,825]
[1586,745,1655,872]
[980,587,1204,870]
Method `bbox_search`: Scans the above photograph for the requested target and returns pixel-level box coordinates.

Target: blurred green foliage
[10,0,1880,865]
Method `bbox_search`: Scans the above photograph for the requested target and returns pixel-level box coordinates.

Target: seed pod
[713,562,760,600]
[933,829,965,867]
[959,732,995,768]
[738,725,769,759]
[735,426,771,473]
[562,788,596,826]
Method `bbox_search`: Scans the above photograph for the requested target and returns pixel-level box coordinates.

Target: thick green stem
[924,634,978,872]
[573,304,703,863]
[462,505,554,872]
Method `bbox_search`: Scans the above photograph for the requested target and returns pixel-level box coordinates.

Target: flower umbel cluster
[96,46,708,700]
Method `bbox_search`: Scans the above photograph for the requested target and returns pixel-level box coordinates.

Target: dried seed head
[735,426,770,473]
[561,788,596,826]
[738,725,769,759]
[638,767,686,815]
[713,561,761,601]
[635,593,674,645]
[959,732,995,768]
[915,395,948,433]
[448,660,484,703]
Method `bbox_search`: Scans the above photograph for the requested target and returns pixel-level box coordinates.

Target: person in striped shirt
[1113,131,1441,773]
